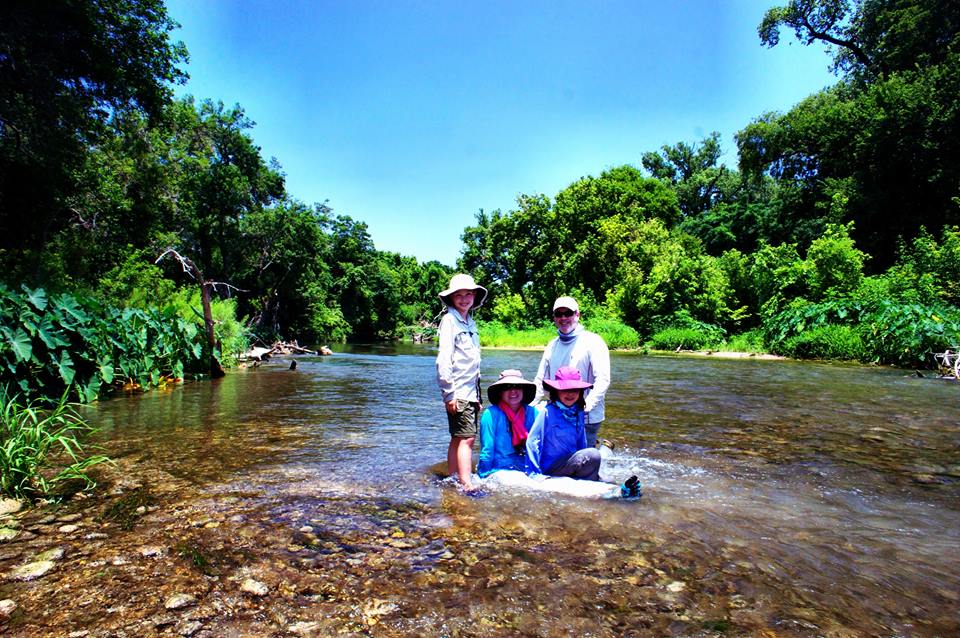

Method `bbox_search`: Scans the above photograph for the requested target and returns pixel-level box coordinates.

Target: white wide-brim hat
[439,273,488,308]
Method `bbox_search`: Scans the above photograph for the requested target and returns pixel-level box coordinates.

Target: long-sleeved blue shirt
[477,404,539,478]
[525,402,588,475]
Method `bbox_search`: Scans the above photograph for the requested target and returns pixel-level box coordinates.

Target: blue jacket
[526,402,588,475]
[477,404,539,478]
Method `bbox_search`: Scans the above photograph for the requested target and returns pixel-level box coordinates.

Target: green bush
[477,321,557,348]
[164,288,250,364]
[0,284,205,402]
[859,300,960,367]
[778,325,865,361]
[722,329,767,353]
[763,296,960,367]
[582,317,640,349]
[647,327,718,351]
[647,310,726,350]
[0,391,108,500]
[490,292,530,329]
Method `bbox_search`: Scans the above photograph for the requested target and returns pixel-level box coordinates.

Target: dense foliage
[1,0,958,393]
[0,285,206,402]
[458,0,960,368]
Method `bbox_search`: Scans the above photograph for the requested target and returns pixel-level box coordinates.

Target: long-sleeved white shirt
[435,310,481,403]
[533,329,610,424]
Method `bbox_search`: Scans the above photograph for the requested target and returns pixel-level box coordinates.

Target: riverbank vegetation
[2,0,959,405]
[0,391,107,500]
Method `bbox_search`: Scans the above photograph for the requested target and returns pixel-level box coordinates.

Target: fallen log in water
[242,341,331,361]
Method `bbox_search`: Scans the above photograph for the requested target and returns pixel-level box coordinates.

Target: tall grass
[0,391,108,500]
[478,318,641,349]
[478,321,557,348]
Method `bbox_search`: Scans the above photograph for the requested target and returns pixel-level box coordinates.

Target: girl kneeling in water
[526,366,602,481]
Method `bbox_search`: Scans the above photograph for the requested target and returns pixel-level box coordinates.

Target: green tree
[237,201,334,340]
[805,222,867,297]
[744,0,960,267]
[0,0,187,279]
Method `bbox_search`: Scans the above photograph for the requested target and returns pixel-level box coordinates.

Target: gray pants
[585,420,603,448]
[547,448,602,482]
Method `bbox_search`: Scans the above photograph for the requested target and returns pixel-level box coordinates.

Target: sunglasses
[553,309,576,318]
[501,384,524,391]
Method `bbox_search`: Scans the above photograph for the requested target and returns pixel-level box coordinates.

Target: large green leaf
[22,286,48,312]
[98,358,115,385]
[37,315,70,350]
[2,327,33,363]
[57,350,76,385]
[80,378,100,403]
[54,294,90,326]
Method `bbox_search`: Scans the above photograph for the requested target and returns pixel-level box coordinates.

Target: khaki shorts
[446,400,480,438]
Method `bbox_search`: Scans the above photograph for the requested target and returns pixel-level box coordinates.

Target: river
[1,346,957,637]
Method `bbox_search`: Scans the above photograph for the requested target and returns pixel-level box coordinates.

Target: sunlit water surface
[2,345,958,637]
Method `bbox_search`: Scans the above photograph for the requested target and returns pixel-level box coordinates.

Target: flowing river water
[1,346,958,637]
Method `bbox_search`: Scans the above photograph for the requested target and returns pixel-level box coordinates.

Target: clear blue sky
[164,0,837,267]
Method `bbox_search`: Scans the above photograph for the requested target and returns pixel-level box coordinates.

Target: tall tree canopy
[741,0,960,267]
[0,0,187,271]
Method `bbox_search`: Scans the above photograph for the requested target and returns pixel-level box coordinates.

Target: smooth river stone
[241,578,269,597]
[163,593,197,610]
[8,560,56,581]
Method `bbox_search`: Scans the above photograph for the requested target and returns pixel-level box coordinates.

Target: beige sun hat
[486,369,537,405]
[439,273,488,308]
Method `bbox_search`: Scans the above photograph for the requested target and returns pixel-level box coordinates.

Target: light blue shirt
[435,309,481,403]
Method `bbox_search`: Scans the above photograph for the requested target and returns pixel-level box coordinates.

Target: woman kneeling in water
[477,369,539,478]
[526,366,602,481]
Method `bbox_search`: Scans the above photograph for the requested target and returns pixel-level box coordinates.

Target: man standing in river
[533,296,610,448]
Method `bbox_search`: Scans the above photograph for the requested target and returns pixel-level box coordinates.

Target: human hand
[445,399,458,414]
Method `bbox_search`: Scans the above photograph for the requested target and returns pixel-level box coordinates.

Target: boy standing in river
[436,273,487,492]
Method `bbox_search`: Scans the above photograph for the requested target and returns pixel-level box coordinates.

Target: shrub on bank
[722,329,767,353]
[477,317,640,349]
[0,285,206,402]
[647,327,719,351]
[584,318,640,349]
[764,297,960,367]
[777,325,865,361]
[477,321,556,348]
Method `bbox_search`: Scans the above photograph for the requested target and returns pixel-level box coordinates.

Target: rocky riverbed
[0,456,889,638]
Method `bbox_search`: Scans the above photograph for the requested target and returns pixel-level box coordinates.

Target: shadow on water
[1,345,957,636]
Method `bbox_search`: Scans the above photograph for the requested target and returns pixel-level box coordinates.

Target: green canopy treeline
[1,0,959,403]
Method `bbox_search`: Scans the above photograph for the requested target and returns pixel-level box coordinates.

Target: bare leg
[448,436,475,490]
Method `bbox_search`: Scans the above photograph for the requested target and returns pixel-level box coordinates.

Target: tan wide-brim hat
[439,273,488,308]
[487,369,537,405]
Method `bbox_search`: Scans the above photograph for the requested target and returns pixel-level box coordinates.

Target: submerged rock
[288,621,321,637]
[36,547,66,561]
[138,545,164,558]
[177,619,204,636]
[241,578,269,597]
[8,560,56,581]
[0,598,17,619]
[164,593,198,610]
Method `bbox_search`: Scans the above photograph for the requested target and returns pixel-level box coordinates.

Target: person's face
[557,389,581,407]
[552,306,580,334]
[450,289,475,315]
[501,386,524,410]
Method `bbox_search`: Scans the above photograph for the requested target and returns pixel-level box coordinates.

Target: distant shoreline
[483,344,784,360]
